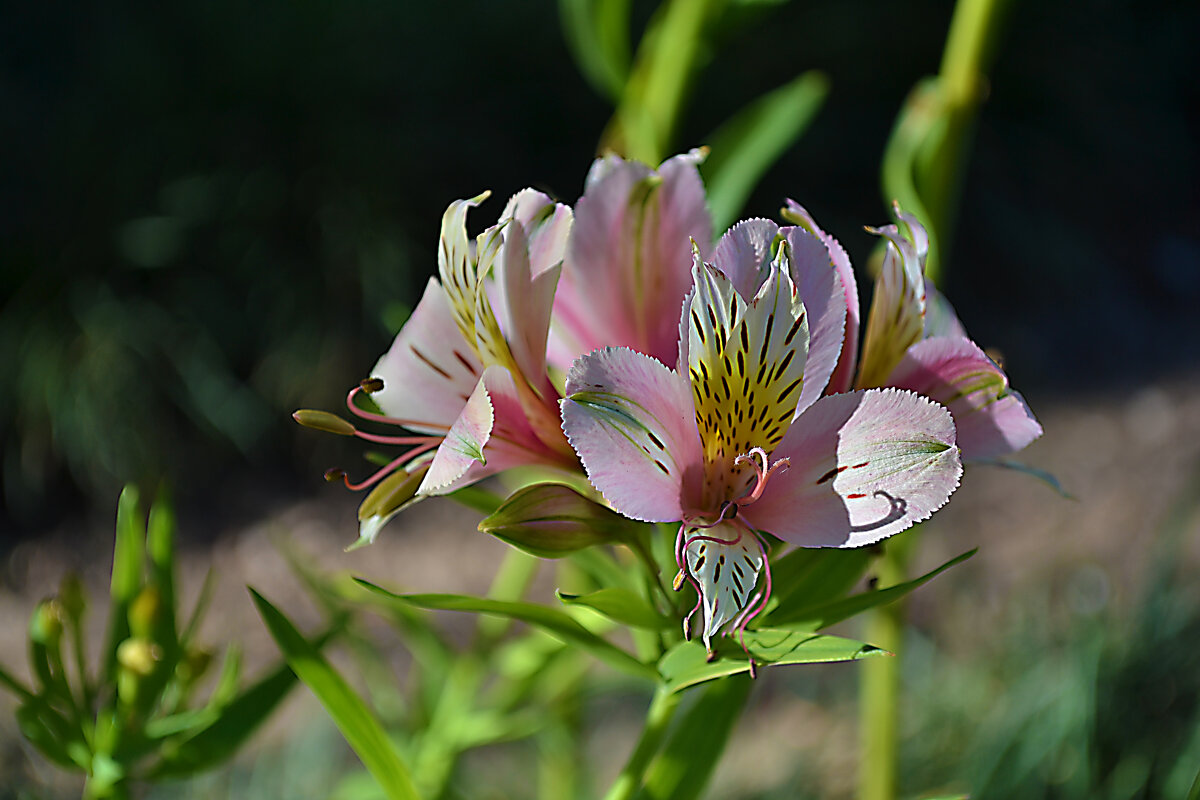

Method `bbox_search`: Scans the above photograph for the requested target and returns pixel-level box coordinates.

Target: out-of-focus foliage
[2,0,1196,533]
[0,486,332,798]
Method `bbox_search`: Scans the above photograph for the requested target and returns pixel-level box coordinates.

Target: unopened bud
[293,409,358,436]
[129,586,162,639]
[357,465,427,523]
[478,484,637,559]
[30,600,65,646]
[117,638,162,678]
[360,377,385,393]
[58,573,87,622]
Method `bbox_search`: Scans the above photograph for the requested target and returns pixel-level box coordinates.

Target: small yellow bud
[117,638,162,678]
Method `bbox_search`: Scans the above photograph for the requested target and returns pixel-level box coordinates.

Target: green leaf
[763,547,872,624]
[767,548,976,631]
[355,580,657,681]
[658,630,887,693]
[250,590,419,800]
[975,458,1074,499]
[558,0,632,101]
[16,703,77,769]
[0,662,36,702]
[446,484,505,515]
[557,588,671,630]
[634,676,752,800]
[104,485,145,680]
[149,625,337,779]
[701,70,829,232]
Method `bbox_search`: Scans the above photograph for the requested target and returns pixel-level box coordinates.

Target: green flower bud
[30,599,65,646]
[58,573,87,622]
[357,466,427,523]
[117,638,162,678]
[478,484,637,558]
[292,409,358,436]
[128,586,161,640]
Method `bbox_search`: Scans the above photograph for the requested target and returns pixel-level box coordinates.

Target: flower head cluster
[296,151,1040,660]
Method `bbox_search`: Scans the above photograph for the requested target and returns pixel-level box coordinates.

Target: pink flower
[548,149,713,372]
[561,226,963,661]
[784,200,1043,460]
[341,190,580,544]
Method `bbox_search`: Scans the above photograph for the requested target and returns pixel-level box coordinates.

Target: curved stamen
[345,386,451,433]
[341,440,439,491]
[353,431,442,446]
[733,448,791,508]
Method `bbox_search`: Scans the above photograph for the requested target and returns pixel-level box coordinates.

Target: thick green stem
[858,539,910,800]
[603,685,683,800]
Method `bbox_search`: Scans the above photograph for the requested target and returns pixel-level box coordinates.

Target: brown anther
[672,570,686,591]
[748,659,758,679]
[360,377,385,393]
[324,468,346,483]
[706,647,718,663]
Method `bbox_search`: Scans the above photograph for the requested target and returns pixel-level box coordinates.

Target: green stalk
[602,685,683,800]
[858,539,909,800]
[917,0,1009,283]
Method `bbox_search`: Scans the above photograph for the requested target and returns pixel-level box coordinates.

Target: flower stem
[858,537,912,800]
[603,685,683,800]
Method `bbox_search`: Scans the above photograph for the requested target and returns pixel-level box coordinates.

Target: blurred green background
[2,1,1199,797]
[3,0,1196,534]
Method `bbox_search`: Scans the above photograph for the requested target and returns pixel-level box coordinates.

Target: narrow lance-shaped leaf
[701,70,829,233]
[557,588,672,630]
[250,591,420,800]
[104,485,145,681]
[355,580,657,681]
[766,548,976,630]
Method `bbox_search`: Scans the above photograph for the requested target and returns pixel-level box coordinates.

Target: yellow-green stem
[858,540,910,800]
[603,685,683,800]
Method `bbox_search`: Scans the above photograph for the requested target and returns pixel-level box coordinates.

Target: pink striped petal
[494,217,561,397]
[419,372,494,495]
[551,150,712,370]
[562,347,704,522]
[501,189,573,278]
[371,278,483,433]
[783,200,859,394]
[742,389,961,548]
[886,337,1043,460]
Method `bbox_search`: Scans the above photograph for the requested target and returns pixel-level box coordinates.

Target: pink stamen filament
[353,431,442,446]
[340,440,439,491]
[734,446,790,507]
[345,386,450,433]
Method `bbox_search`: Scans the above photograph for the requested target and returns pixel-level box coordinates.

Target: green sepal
[478,483,638,558]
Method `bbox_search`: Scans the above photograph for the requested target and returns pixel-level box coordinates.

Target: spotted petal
[886,337,1043,460]
[371,278,482,434]
[682,522,764,652]
[742,389,962,547]
[686,253,807,499]
[551,150,712,370]
[562,347,704,522]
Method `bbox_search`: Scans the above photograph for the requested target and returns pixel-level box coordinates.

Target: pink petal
[780,227,846,414]
[857,220,926,388]
[371,278,483,433]
[419,366,561,496]
[562,347,704,522]
[886,336,1043,460]
[494,217,561,397]
[711,218,779,298]
[783,200,859,394]
[551,151,712,370]
[742,389,962,548]
[923,280,967,340]
[501,189,573,278]
[419,371,495,495]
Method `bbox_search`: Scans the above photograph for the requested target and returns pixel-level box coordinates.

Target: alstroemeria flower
[331,190,580,544]
[783,201,1043,460]
[548,149,712,371]
[561,228,963,662]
